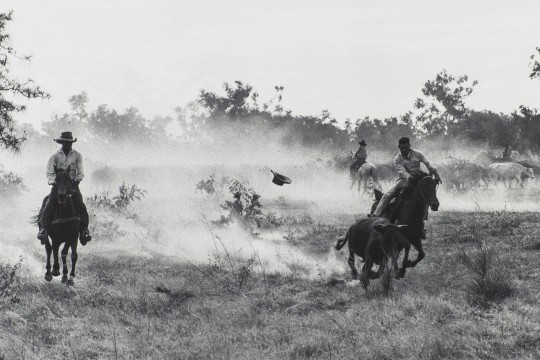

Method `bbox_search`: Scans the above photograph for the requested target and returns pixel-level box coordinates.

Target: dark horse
[33,166,82,285]
[370,173,439,277]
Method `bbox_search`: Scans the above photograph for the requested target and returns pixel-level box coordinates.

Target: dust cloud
[1,132,538,281]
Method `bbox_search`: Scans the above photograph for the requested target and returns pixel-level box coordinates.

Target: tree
[87,105,152,143]
[529,47,540,80]
[0,11,48,152]
[41,92,89,141]
[414,70,477,136]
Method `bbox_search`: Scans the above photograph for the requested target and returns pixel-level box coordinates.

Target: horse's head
[53,165,73,205]
[415,175,439,212]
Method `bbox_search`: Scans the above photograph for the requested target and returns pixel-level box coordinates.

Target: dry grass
[1,210,539,359]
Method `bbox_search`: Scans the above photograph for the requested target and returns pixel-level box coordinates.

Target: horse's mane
[408,171,431,188]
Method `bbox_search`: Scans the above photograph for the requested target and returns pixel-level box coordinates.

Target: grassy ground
[1,210,539,359]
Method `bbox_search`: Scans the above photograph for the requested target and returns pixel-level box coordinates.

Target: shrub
[0,257,22,302]
[195,173,230,195]
[461,245,515,308]
[214,179,264,235]
[87,182,147,214]
[0,166,26,198]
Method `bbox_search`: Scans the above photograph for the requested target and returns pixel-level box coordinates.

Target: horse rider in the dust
[350,139,368,173]
[37,132,92,245]
[370,137,442,217]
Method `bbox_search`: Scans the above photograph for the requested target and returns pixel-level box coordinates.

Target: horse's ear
[374,224,386,233]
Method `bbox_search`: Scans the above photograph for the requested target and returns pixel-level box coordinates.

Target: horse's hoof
[67,278,75,286]
[61,276,68,284]
[52,269,61,277]
[44,274,53,282]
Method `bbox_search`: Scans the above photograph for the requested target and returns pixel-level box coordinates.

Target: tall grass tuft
[461,245,515,308]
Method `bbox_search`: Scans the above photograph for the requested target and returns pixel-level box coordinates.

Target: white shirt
[46,148,85,185]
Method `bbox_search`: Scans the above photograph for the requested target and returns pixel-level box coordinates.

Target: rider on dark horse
[350,139,368,173]
[37,132,92,245]
[370,137,442,218]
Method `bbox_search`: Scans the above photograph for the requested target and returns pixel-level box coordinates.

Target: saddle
[372,183,418,222]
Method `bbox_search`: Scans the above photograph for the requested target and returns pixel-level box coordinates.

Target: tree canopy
[0,11,48,152]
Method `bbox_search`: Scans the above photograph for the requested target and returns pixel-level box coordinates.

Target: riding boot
[37,227,48,245]
[37,196,54,245]
[80,228,92,246]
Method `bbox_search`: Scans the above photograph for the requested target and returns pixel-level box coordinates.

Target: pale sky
[4,0,540,128]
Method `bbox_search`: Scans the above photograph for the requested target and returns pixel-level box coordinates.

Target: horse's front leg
[44,241,53,281]
[68,240,78,286]
[406,241,425,268]
[61,242,70,284]
[52,241,61,277]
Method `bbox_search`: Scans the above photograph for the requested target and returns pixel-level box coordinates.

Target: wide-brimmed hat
[358,139,367,146]
[54,132,77,143]
[271,170,292,186]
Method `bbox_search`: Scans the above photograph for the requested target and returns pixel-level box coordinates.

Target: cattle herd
[352,156,537,194]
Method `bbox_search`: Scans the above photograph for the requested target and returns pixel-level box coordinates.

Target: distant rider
[350,139,368,173]
[37,132,92,245]
[371,137,441,217]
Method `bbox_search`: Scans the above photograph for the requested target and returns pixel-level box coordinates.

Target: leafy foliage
[195,173,229,195]
[87,182,147,213]
[529,46,540,80]
[0,11,49,152]
[214,179,264,235]
[0,257,22,300]
[414,70,477,136]
[0,165,26,197]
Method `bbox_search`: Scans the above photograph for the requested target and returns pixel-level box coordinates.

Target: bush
[195,173,229,195]
[87,182,147,214]
[0,165,26,198]
[214,179,264,235]
[0,257,22,303]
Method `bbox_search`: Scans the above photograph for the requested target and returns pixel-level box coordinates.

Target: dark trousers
[41,185,89,232]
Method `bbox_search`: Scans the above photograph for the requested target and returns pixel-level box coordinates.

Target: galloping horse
[349,154,382,195]
[370,173,439,277]
[34,166,83,285]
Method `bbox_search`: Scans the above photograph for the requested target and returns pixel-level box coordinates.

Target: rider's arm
[393,154,410,181]
[75,152,85,182]
[46,155,56,185]
[417,150,440,178]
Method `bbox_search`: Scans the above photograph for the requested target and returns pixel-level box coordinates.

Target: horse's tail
[30,213,41,226]
[334,230,349,251]
[30,195,49,226]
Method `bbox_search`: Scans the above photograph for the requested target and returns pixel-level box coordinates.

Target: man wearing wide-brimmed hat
[37,132,92,245]
[350,139,368,173]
